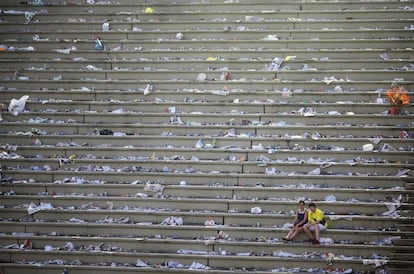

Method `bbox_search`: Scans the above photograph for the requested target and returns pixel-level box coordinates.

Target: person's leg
[289,227,297,237]
[316,224,325,239]
[313,224,320,241]
[303,224,314,240]
[283,228,294,240]
[283,227,295,240]
[289,227,303,239]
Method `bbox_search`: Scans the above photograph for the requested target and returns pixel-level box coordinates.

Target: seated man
[303,202,327,244]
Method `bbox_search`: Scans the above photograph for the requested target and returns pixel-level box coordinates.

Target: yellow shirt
[308,208,328,228]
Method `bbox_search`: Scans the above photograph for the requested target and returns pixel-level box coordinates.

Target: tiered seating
[0,0,413,273]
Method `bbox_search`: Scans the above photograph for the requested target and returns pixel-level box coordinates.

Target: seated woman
[282,200,308,242]
[303,202,328,244]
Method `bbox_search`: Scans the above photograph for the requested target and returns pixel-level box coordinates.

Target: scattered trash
[144,182,164,193]
[135,258,149,267]
[250,206,262,214]
[325,195,337,202]
[143,83,154,95]
[196,73,207,82]
[27,202,54,215]
[204,219,216,226]
[144,7,154,13]
[382,195,402,217]
[54,46,76,54]
[102,21,110,31]
[176,32,183,40]
[8,95,29,116]
[24,11,37,22]
[189,261,209,270]
[0,2,409,273]
[160,216,183,226]
[93,36,104,50]
[267,57,284,71]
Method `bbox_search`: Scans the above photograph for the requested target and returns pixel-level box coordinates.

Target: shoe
[282,237,290,242]
[312,240,320,244]
[306,238,314,242]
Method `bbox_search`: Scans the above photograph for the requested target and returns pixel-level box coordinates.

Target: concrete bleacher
[0,0,413,273]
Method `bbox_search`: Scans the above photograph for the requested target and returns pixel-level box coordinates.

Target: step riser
[2,112,413,125]
[2,39,413,50]
[0,2,409,12]
[2,70,412,82]
[1,50,413,60]
[0,90,407,103]
[0,209,399,230]
[0,250,378,272]
[1,80,412,91]
[0,223,406,244]
[11,147,414,163]
[0,195,401,215]
[1,27,412,38]
[2,10,413,22]
[1,158,411,177]
[1,183,410,203]
[1,169,409,187]
[2,60,413,71]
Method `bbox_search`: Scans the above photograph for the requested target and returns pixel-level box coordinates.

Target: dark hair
[308,202,316,208]
[298,200,305,205]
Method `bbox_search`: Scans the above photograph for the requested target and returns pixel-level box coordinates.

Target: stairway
[0,0,413,273]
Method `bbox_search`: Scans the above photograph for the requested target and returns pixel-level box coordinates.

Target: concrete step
[0,134,412,152]
[0,122,411,141]
[2,235,410,259]
[0,89,409,103]
[0,208,402,230]
[1,9,413,22]
[2,68,412,82]
[9,146,413,163]
[0,263,337,274]
[2,111,413,126]
[1,59,412,71]
[1,79,412,92]
[1,183,410,203]
[17,101,404,114]
[2,20,413,33]
[393,239,414,246]
[0,248,387,273]
[1,156,411,178]
[0,221,410,245]
[1,8,412,21]
[1,169,408,189]
[0,191,409,215]
[1,0,411,12]
[2,38,413,50]
[1,48,412,61]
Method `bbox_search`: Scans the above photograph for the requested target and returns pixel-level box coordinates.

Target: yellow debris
[206,56,218,61]
[144,7,154,13]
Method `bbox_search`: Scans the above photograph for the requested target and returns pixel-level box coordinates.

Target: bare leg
[303,224,314,240]
[284,228,294,240]
[314,224,320,241]
[289,227,303,240]
[286,228,294,238]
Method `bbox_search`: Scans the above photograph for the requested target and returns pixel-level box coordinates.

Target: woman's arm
[292,210,299,223]
[297,211,308,226]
